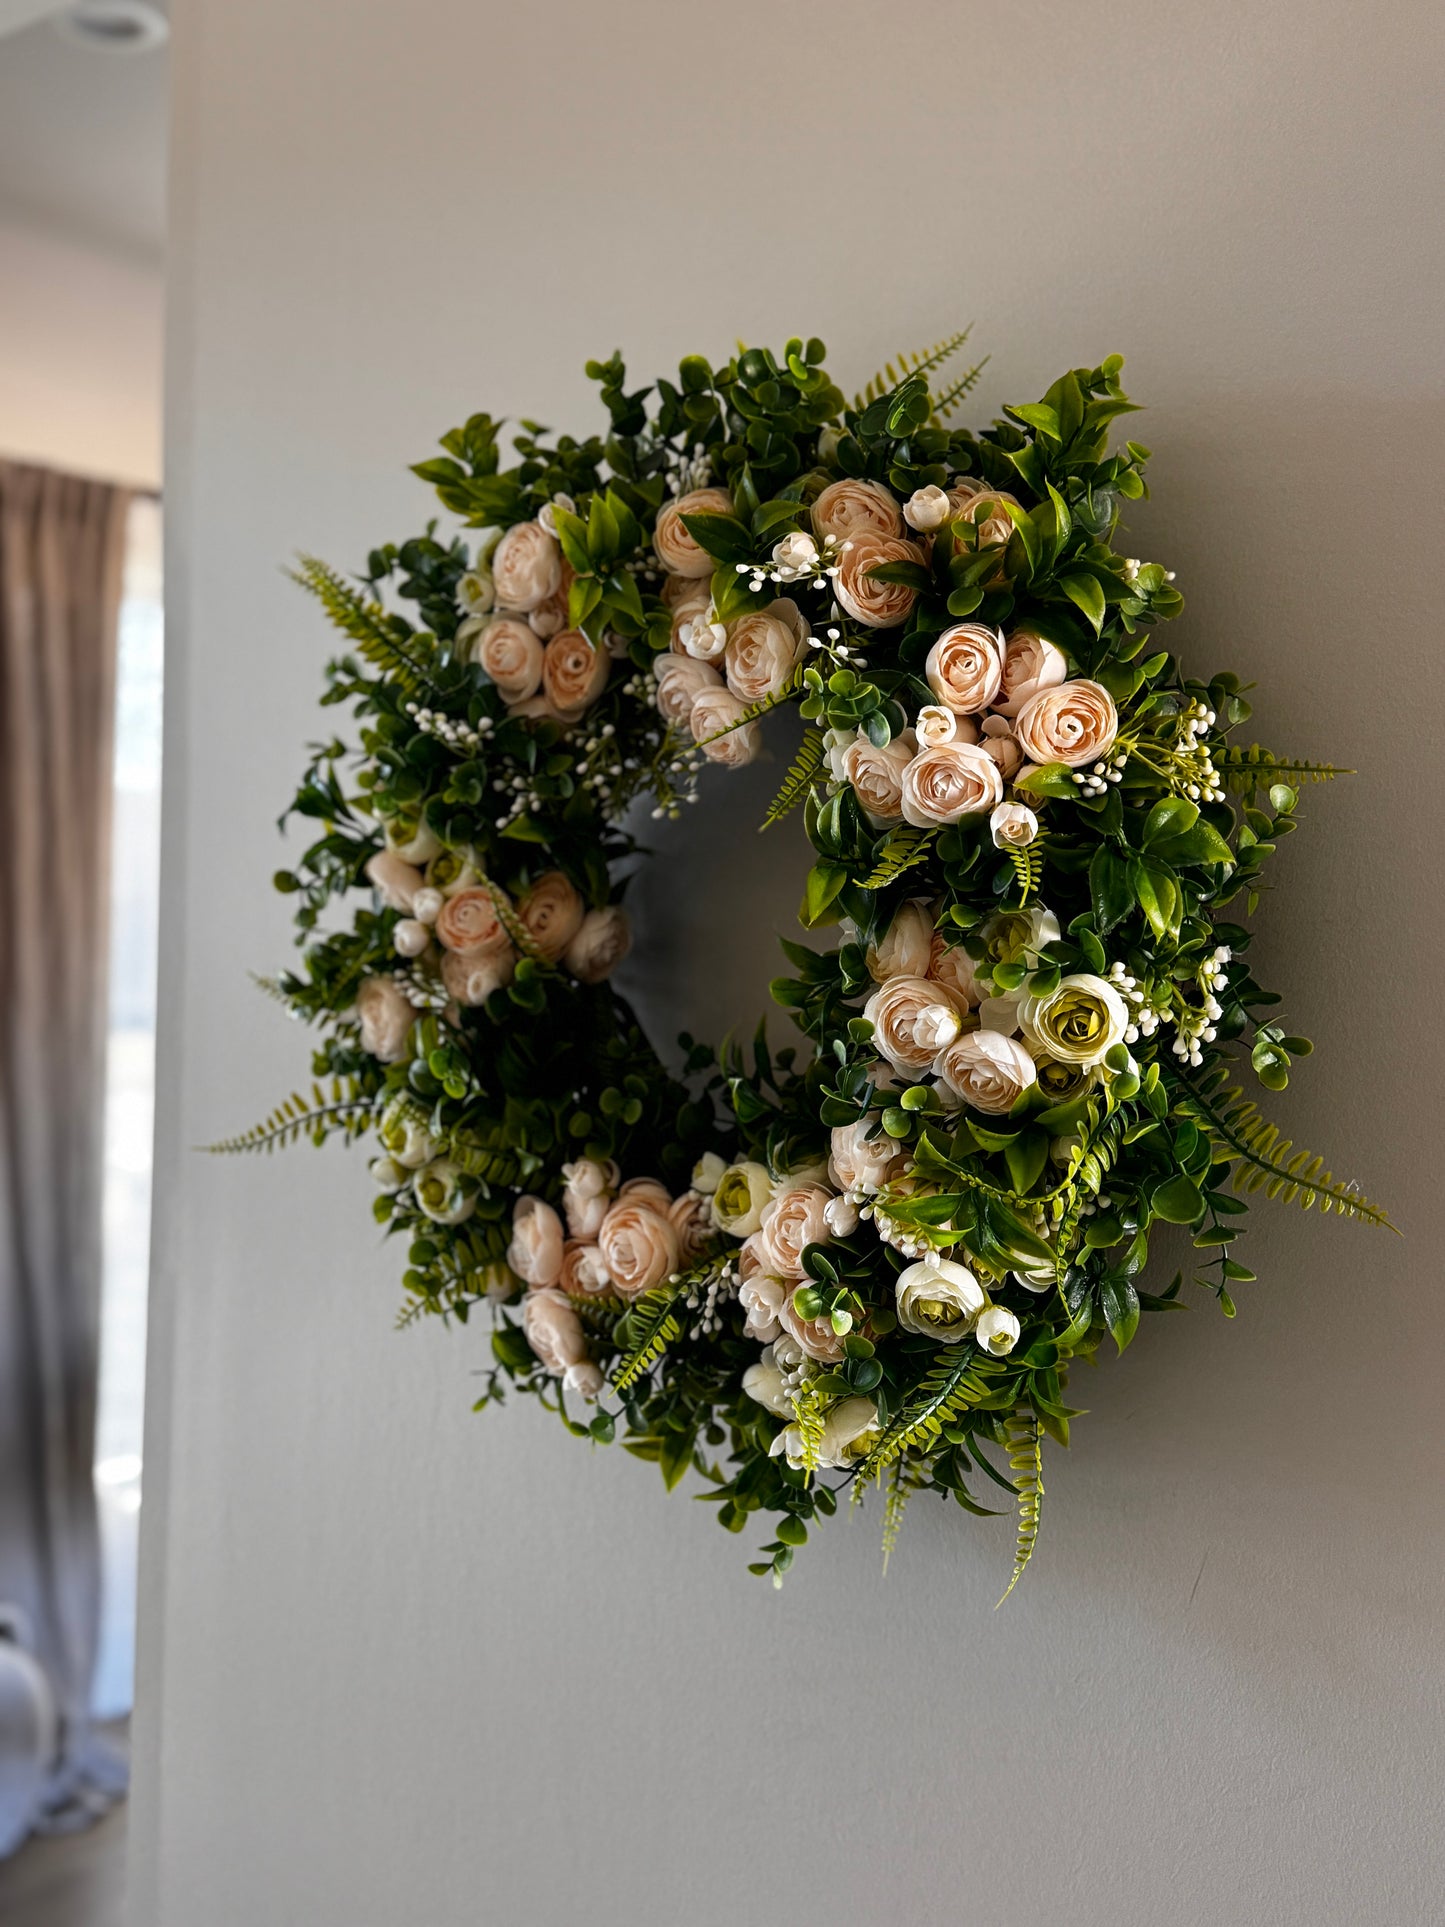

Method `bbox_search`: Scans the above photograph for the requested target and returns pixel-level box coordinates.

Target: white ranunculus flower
[903,484,953,532]
[377,1098,433,1169]
[1010,1253,1059,1294]
[1018,973,1129,1067]
[369,1156,409,1193]
[691,1151,727,1196]
[411,886,444,925]
[413,1159,475,1225]
[742,1348,794,1418]
[560,1157,617,1240]
[823,1194,860,1238]
[381,812,442,866]
[866,898,934,982]
[975,1305,1022,1355]
[455,569,495,617]
[915,1002,963,1052]
[769,1396,879,1471]
[771,530,820,579]
[978,993,1022,1034]
[990,801,1040,849]
[980,905,1061,969]
[828,1120,904,1195]
[915,703,958,747]
[679,612,729,662]
[895,1258,987,1342]
[711,1160,775,1237]
[392,917,430,958]
[563,1359,604,1401]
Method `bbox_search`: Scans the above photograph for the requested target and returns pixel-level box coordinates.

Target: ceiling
[0,4,167,260]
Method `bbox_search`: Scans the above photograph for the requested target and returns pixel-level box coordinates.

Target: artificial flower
[895,1258,987,1341]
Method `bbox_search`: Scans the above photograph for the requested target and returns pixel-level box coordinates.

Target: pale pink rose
[935,1030,1037,1113]
[841,728,917,823]
[979,720,1025,780]
[690,687,761,767]
[864,976,965,1077]
[508,1195,566,1288]
[866,899,934,981]
[757,1184,833,1280]
[900,742,1004,826]
[522,1286,588,1372]
[435,886,512,958]
[723,598,809,703]
[655,653,723,727]
[653,486,734,578]
[517,871,585,961]
[777,1296,847,1365]
[924,623,1005,715]
[928,933,985,1007]
[469,616,545,702]
[834,534,925,629]
[355,975,416,1063]
[738,1237,788,1342]
[560,1157,617,1238]
[558,1240,613,1296]
[597,1199,681,1298]
[492,521,563,612]
[828,1120,905,1195]
[668,1191,714,1263]
[563,906,631,984]
[365,850,424,913]
[439,946,515,1006]
[1013,679,1119,768]
[810,478,904,545]
[542,630,610,717]
[995,628,1069,718]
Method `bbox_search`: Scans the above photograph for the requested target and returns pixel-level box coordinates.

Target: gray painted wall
[132,2,1445,1920]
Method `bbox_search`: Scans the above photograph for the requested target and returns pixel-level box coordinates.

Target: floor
[0,1803,128,1927]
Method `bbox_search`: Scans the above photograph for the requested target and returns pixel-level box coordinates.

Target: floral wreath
[216,333,1393,1594]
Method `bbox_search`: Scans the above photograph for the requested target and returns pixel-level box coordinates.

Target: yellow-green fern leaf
[760,727,826,829]
[996,1406,1044,1606]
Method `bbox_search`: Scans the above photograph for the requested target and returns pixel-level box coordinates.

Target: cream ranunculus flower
[491,521,563,612]
[828,1120,905,1195]
[756,1184,833,1280]
[975,1305,1022,1355]
[517,870,586,962]
[771,531,820,580]
[563,905,631,984]
[864,975,964,1077]
[381,811,441,865]
[866,898,934,981]
[1034,1056,1098,1107]
[455,567,495,617]
[355,975,416,1063]
[741,1347,794,1417]
[434,886,512,957]
[542,630,610,718]
[980,905,1061,969]
[979,717,1025,781]
[900,741,1004,826]
[915,703,958,747]
[895,1257,986,1342]
[558,1239,613,1297]
[365,850,425,913]
[924,622,1005,715]
[653,486,734,577]
[564,1359,605,1401]
[738,1236,789,1342]
[521,1286,588,1373]
[690,687,761,767]
[663,576,712,652]
[723,598,809,703]
[440,946,515,1006]
[691,1151,727,1195]
[599,1200,681,1300]
[654,652,723,727]
[1018,973,1129,1066]
[834,534,926,629]
[377,1095,433,1169]
[841,727,917,824]
[370,1155,408,1193]
[810,478,904,545]
[678,609,729,662]
[508,1195,565,1288]
[711,1161,775,1238]
[1013,679,1119,768]
[770,1395,879,1469]
[412,1158,475,1225]
[468,616,545,702]
[527,566,574,640]
[392,917,430,959]
[990,801,1040,848]
[925,934,984,1008]
[903,484,953,532]
[560,1157,617,1239]
[823,1194,860,1237]
[995,628,1070,718]
[934,1030,1037,1114]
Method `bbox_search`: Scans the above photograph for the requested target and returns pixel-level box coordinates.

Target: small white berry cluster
[682,1257,736,1340]
[1108,960,1162,1044]
[653,739,705,820]
[392,965,451,1011]
[735,529,843,594]
[404,701,491,758]
[1073,748,1129,796]
[666,449,714,498]
[1120,558,1177,586]
[1168,945,1231,1065]
[805,622,858,665]
[1174,699,1224,802]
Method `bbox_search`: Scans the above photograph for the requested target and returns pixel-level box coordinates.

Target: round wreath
[217,333,1392,1593]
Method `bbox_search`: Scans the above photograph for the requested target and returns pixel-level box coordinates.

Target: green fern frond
[1178,1069,1396,1230]
[291,555,432,694]
[203,1078,374,1155]
[930,357,991,421]
[1006,843,1044,904]
[996,1407,1044,1606]
[855,1349,1009,1480]
[609,1285,684,1392]
[880,1463,912,1573]
[861,826,934,890]
[443,1134,522,1186]
[760,727,826,829]
[789,1375,830,1474]
[248,971,296,1010]
[692,672,802,746]
[1217,744,1354,793]
[853,329,973,410]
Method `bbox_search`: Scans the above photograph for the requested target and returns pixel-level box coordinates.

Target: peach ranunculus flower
[528,563,574,640]
[615,1176,673,1213]
[492,521,563,612]
[508,1195,566,1288]
[668,1191,714,1264]
[863,976,965,1077]
[934,1030,1038,1113]
[690,687,761,767]
[946,481,1020,551]
[866,899,935,982]
[542,629,610,718]
[597,1197,681,1298]
[979,716,1026,781]
[440,946,515,1006]
[365,850,424,913]
[834,534,926,629]
[737,1235,789,1342]
[654,652,723,728]
[560,1157,618,1239]
[522,1285,588,1370]
[563,905,631,984]
[517,870,586,961]
[723,598,809,703]
[466,616,545,703]
[900,742,1005,826]
[810,478,904,546]
[995,628,1069,718]
[927,932,986,1007]
[828,1119,906,1195]
[841,728,917,823]
[757,1184,833,1280]
[355,975,416,1063]
[665,578,714,653]
[435,886,513,957]
[558,1240,614,1297]
[776,1294,847,1365]
[653,486,734,578]
[924,623,1006,715]
[1013,679,1119,768]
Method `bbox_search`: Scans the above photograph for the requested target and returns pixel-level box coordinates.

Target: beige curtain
[0,460,131,1836]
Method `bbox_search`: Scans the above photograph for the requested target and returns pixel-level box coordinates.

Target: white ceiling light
[54,1,167,52]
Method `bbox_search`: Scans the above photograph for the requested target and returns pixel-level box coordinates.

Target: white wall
[0,213,162,488]
[134,2,1445,1922]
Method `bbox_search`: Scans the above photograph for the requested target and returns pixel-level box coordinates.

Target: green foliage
[761,727,826,828]
[996,1408,1044,1607]
[204,1077,374,1154]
